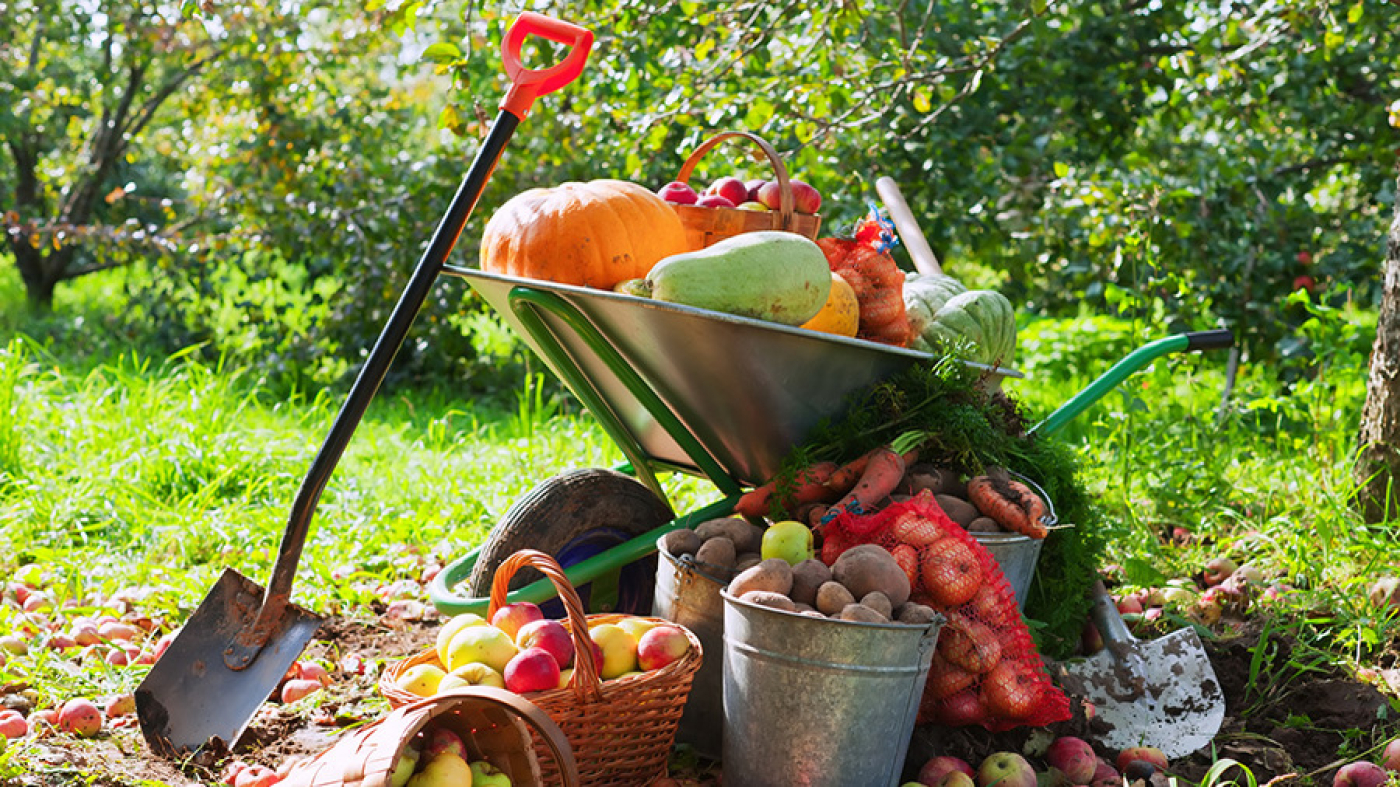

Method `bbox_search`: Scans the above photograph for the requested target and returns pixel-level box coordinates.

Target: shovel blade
[136,568,322,759]
[1055,628,1224,759]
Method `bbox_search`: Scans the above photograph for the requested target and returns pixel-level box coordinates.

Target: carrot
[733,461,839,518]
[966,472,1048,539]
[829,446,907,517]
[805,503,830,528]
[823,448,878,497]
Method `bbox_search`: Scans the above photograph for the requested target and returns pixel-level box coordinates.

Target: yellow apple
[435,613,488,665]
[588,623,638,679]
[615,617,659,644]
[394,663,447,698]
[444,625,519,674]
[441,662,506,691]
[406,751,473,787]
[556,668,574,689]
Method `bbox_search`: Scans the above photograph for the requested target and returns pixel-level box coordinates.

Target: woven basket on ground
[380,549,703,787]
[279,686,576,787]
[670,130,821,250]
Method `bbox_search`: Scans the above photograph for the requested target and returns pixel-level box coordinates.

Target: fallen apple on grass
[0,710,29,739]
[57,698,102,737]
[1044,736,1097,784]
[976,752,1036,787]
[1116,746,1168,774]
[233,764,280,787]
[280,678,323,704]
[1334,761,1389,787]
[1383,738,1400,772]
[917,754,975,786]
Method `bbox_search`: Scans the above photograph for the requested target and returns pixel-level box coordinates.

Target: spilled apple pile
[391,600,692,699]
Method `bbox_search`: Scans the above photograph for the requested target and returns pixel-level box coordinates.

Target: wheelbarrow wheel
[466,467,674,617]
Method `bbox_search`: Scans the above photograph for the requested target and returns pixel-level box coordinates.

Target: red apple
[423,726,467,760]
[281,678,323,704]
[1293,274,1317,293]
[976,752,1037,787]
[744,178,766,202]
[788,180,822,214]
[637,625,691,671]
[233,764,280,787]
[1045,736,1097,784]
[657,182,699,205]
[70,621,101,646]
[1334,761,1388,787]
[98,620,138,642]
[1090,758,1120,787]
[1081,620,1104,654]
[104,648,130,666]
[490,601,544,642]
[1116,746,1168,774]
[504,647,562,693]
[298,660,331,686]
[105,694,136,718]
[516,618,574,670]
[706,176,750,206]
[29,709,57,728]
[0,711,29,739]
[58,698,103,737]
[918,755,975,786]
[1203,557,1237,587]
[1297,250,1313,265]
[695,194,736,209]
[47,633,76,651]
[152,631,178,662]
[1383,738,1400,772]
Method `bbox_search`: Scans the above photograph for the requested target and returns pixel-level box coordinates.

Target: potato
[815,581,855,616]
[906,464,961,496]
[696,517,764,554]
[790,559,833,607]
[740,590,797,613]
[830,544,911,607]
[967,516,1003,533]
[896,603,939,625]
[734,552,763,573]
[660,528,704,557]
[935,494,980,527]
[728,558,794,598]
[859,591,893,619]
[838,603,888,624]
[695,536,737,571]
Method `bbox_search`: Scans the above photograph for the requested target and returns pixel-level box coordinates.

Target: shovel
[135,12,594,760]
[1051,580,1225,759]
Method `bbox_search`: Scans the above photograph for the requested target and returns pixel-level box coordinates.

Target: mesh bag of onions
[822,489,1071,730]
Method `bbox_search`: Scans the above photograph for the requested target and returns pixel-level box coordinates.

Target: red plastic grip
[500,12,593,119]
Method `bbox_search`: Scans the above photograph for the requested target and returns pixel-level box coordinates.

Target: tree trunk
[1353,176,1400,523]
[7,240,58,313]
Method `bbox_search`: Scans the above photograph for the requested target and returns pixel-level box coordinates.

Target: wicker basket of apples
[381,549,702,787]
[278,685,576,787]
[658,130,822,251]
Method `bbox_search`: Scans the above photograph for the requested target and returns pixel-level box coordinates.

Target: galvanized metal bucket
[721,591,943,787]
[652,545,728,760]
[972,532,1043,611]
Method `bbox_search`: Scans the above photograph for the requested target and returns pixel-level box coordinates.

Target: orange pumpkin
[480,179,689,290]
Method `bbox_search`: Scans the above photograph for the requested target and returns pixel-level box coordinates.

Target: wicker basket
[279,686,577,787]
[671,130,821,250]
[381,550,703,787]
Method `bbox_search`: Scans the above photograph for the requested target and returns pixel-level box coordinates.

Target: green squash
[903,272,968,352]
[926,289,1017,366]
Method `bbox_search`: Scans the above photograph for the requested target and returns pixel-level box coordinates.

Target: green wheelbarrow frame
[427,276,1232,616]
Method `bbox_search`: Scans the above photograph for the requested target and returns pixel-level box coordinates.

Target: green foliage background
[4,0,1396,395]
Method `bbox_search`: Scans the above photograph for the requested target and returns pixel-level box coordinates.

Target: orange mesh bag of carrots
[821,490,1071,731]
[817,211,911,347]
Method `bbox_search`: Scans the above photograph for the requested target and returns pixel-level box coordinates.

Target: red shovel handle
[501,12,593,119]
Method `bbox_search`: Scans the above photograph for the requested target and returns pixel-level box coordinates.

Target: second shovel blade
[1054,627,1224,759]
[136,568,322,759]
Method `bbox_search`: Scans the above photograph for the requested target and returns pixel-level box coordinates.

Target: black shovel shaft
[229,111,522,663]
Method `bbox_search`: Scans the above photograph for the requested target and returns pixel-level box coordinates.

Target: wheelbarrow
[425,267,1235,618]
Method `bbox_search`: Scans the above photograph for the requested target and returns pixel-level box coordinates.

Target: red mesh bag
[822,490,1071,731]
[817,236,911,347]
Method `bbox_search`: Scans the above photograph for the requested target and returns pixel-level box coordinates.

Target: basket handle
[488,549,605,703]
[675,130,800,231]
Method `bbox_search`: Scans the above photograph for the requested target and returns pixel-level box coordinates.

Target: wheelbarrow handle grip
[501,12,594,119]
[1185,329,1234,352]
